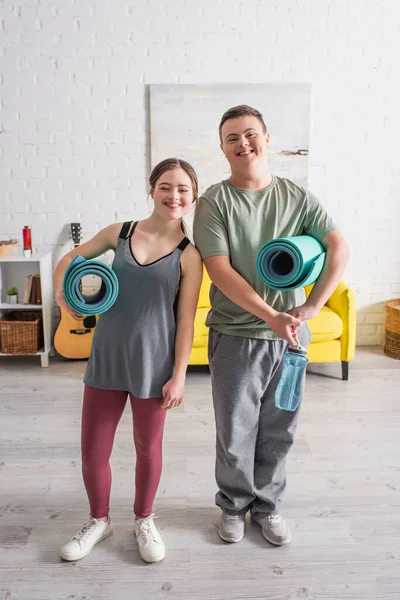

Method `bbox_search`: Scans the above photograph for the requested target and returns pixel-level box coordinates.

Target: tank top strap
[128,221,139,238]
[177,237,190,252]
[119,221,133,239]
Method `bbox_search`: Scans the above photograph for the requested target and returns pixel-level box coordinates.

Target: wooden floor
[1,347,399,600]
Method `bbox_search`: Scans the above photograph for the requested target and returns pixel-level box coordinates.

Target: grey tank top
[84,221,190,398]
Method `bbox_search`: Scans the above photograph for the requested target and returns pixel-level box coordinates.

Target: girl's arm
[54,223,122,314]
[161,244,203,409]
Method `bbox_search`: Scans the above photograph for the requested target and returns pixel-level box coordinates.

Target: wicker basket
[0,311,43,354]
[0,240,18,258]
[384,299,400,360]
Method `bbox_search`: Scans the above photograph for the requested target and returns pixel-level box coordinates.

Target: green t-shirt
[193,175,337,339]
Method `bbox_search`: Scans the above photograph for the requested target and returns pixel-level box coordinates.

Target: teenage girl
[54,158,203,563]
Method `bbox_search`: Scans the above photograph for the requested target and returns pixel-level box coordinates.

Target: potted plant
[7,286,18,304]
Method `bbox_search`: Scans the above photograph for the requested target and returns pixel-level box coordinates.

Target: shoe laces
[136,514,160,546]
[224,513,241,522]
[268,514,281,525]
[74,519,103,542]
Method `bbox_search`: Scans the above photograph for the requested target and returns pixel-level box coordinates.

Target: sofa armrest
[326,281,356,361]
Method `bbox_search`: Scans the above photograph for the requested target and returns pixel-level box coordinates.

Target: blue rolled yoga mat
[63,255,119,315]
[256,236,325,291]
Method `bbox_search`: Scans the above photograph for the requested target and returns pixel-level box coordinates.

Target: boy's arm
[204,255,300,345]
[195,194,300,344]
[287,229,350,321]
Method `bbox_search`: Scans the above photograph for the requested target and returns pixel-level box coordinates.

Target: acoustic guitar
[54,223,98,359]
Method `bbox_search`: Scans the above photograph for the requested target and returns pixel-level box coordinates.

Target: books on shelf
[23,274,42,305]
[23,275,33,304]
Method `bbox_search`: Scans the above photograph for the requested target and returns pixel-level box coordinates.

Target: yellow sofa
[188,268,212,366]
[304,281,356,379]
[189,273,356,380]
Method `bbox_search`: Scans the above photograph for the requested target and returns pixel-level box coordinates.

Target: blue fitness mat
[63,255,119,315]
[256,236,325,291]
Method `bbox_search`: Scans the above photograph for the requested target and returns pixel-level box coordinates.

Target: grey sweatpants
[208,323,311,520]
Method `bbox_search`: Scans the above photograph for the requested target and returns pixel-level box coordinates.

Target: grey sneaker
[60,516,112,561]
[218,511,245,543]
[256,514,291,545]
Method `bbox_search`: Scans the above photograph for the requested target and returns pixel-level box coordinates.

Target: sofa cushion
[307,306,343,342]
[193,307,209,347]
[198,269,212,308]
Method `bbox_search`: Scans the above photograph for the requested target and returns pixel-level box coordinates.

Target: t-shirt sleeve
[301,189,338,242]
[193,194,230,258]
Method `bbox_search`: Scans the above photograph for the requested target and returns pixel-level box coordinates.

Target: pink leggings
[81,385,166,519]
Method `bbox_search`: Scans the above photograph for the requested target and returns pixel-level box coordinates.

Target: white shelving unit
[0,252,54,367]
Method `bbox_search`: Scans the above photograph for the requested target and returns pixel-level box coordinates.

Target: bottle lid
[288,345,307,356]
[288,335,307,356]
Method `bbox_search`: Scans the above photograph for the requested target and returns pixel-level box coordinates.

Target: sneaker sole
[138,549,166,563]
[218,529,244,543]
[60,527,113,561]
[261,531,291,546]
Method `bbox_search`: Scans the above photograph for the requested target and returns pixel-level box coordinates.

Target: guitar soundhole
[83,316,96,328]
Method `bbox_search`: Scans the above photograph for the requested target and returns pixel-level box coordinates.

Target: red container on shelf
[23,226,32,250]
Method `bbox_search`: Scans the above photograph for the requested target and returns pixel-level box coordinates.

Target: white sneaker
[60,517,112,561]
[134,514,165,563]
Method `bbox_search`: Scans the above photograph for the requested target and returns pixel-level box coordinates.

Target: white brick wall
[1,0,399,345]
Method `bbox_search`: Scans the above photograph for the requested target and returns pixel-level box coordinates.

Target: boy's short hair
[219,105,267,141]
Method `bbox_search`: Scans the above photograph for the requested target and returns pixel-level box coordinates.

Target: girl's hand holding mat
[55,288,83,317]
